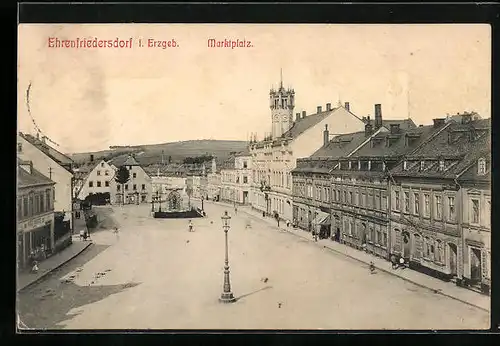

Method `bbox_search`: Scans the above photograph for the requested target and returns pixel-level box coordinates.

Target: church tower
[270,69,295,139]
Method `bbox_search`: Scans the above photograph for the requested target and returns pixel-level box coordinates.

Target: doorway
[448,243,458,276]
[243,191,248,204]
[402,231,411,259]
[470,247,482,282]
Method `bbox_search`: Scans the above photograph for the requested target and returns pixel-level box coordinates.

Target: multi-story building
[76,159,117,200]
[17,160,56,269]
[17,133,74,231]
[109,155,152,204]
[249,77,365,222]
[221,153,252,205]
[389,115,490,293]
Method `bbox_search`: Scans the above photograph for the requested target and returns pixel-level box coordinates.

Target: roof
[18,164,55,188]
[123,155,140,166]
[310,131,368,159]
[283,107,341,138]
[20,133,73,166]
[390,118,491,179]
[381,119,416,130]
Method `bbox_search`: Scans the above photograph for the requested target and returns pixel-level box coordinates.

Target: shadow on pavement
[235,285,272,302]
[17,243,141,329]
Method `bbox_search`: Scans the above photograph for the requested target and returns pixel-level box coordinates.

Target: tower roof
[123,155,140,166]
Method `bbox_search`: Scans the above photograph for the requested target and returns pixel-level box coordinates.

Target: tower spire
[280,68,283,89]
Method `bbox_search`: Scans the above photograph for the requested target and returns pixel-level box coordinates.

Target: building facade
[220,154,252,205]
[249,77,365,222]
[17,160,56,269]
[17,133,74,231]
[109,155,152,204]
[389,115,490,293]
[77,159,117,200]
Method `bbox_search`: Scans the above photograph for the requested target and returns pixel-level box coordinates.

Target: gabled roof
[123,155,140,166]
[283,107,343,138]
[18,164,55,188]
[381,119,417,131]
[20,133,73,165]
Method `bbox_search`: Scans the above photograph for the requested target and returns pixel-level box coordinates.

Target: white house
[249,77,365,221]
[109,155,152,204]
[77,159,117,200]
[17,133,74,230]
[221,153,252,205]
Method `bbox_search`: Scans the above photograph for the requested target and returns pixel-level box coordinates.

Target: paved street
[18,202,489,330]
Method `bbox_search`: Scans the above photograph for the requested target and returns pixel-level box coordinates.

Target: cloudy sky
[18,24,490,153]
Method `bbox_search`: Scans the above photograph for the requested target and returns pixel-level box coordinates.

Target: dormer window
[439,160,445,172]
[17,143,22,153]
[420,161,425,171]
[478,158,487,175]
[403,161,407,170]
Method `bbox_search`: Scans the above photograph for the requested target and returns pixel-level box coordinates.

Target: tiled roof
[18,165,54,188]
[20,133,73,166]
[381,119,417,130]
[310,131,368,159]
[390,118,491,179]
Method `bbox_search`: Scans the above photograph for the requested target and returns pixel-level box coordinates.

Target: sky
[17,24,491,153]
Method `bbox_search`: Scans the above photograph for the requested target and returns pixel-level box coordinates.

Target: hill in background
[69,139,249,166]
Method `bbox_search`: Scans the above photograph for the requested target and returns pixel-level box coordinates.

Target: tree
[114,165,130,205]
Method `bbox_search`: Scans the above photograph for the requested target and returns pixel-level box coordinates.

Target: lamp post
[219,211,236,303]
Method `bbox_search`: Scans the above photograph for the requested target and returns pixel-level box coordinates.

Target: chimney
[317,106,322,114]
[90,154,94,162]
[344,102,350,112]
[390,123,400,134]
[302,111,306,119]
[365,116,373,137]
[41,135,47,144]
[323,124,329,147]
[374,104,383,129]
[296,112,301,121]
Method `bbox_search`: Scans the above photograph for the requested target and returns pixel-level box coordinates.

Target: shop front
[17,213,54,269]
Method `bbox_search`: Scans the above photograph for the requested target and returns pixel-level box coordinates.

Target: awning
[312,211,329,226]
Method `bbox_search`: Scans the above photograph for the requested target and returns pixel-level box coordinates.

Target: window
[117,185,121,191]
[343,191,347,203]
[361,193,366,207]
[17,143,22,152]
[486,199,491,226]
[129,166,132,170]
[471,199,480,224]
[97,181,102,187]
[105,170,109,176]
[349,192,353,205]
[101,162,104,167]
[435,240,444,263]
[404,192,410,213]
[478,158,486,175]
[133,184,137,190]
[89,181,94,187]
[424,194,430,217]
[414,193,420,215]
[105,181,109,187]
[125,184,129,190]
[355,192,359,206]
[420,161,425,171]
[370,228,374,242]
[425,237,434,259]
[439,160,445,171]
[382,195,387,210]
[133,173,137,178]
[23,197,28,217]
[394,191,400,211]
[40,194,44,213]
[142,184,145,190]
[243,161,248,168]
[97,170,101,176]
[243,176,248,184]
[435,195,442,219]
[17,198,22,217]
[34,195,40,214]
[448,197,455,221]
[382,230,387,247]
[377,229,382,245]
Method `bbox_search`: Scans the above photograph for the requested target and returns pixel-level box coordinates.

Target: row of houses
[242,77,491,294]
[17,133,75,269]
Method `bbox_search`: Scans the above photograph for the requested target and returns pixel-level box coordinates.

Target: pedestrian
[369,261,376,274]
[188,220,194,232]
[286,220,290,228]
[31,261,39,274]
[234,206,238,215]
[79,229,85,241]
[390,254,398,269]
[262,211,266,218]
[399,257,405,269]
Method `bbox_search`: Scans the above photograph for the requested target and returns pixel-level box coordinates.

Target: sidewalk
[210,200,490,312]
[17,239,93,292]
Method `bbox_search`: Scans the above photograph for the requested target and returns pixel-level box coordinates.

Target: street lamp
[219,211,236,303]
